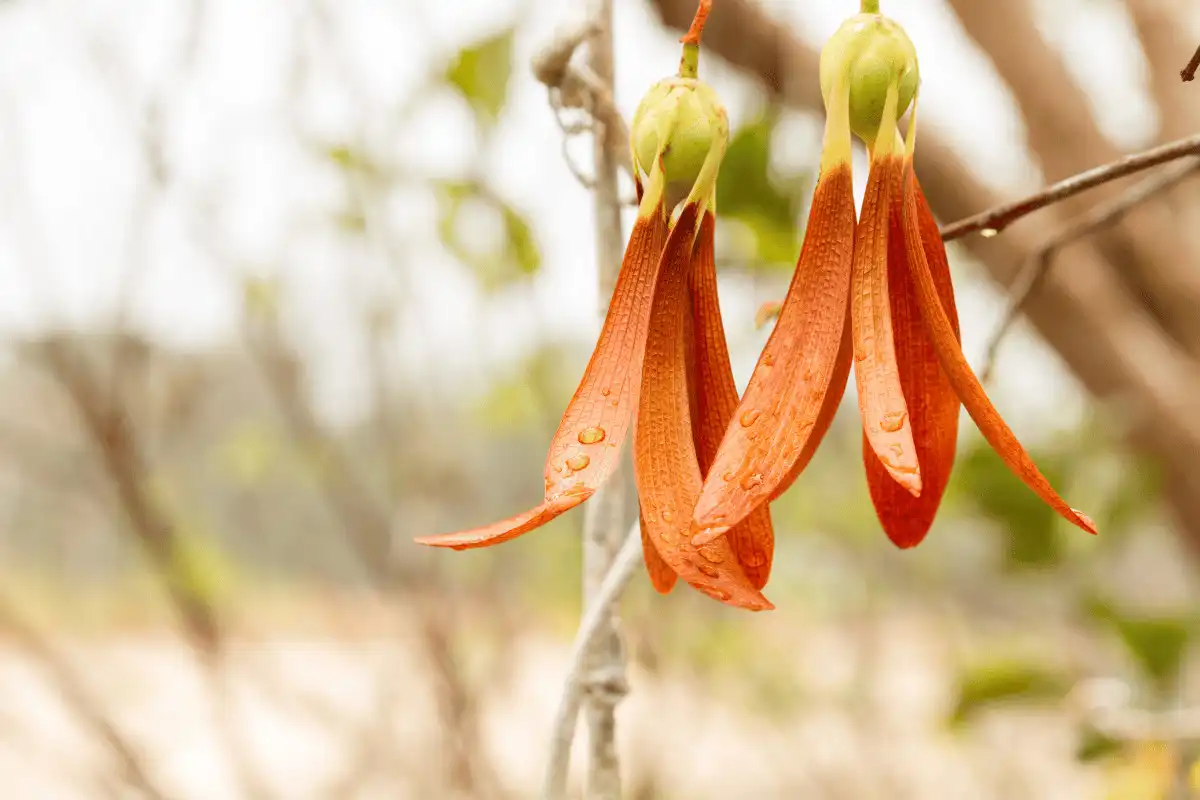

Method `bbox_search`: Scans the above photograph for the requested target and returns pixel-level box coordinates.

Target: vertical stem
[583,0,630,798]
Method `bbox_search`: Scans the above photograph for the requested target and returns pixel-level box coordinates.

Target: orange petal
[853,155,922,497]
[864,170,961,548]
[691,165,857,544]
[640,509,677,593]
[901,160,1097,536]
[413,489,589,549]
[770,306,852,501]
[685,210,775,589]
[417,202,668,548]
[634,203,773,611]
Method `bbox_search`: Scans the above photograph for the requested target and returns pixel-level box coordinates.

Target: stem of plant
[581,0,629,798]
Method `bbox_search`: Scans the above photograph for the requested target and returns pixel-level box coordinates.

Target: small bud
[631,77,728,206]
[819,12,918,145]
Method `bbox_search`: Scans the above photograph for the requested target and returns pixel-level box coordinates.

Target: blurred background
[0,0,1198,797]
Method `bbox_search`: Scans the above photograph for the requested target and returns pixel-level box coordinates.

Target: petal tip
[1072,508,1099,535]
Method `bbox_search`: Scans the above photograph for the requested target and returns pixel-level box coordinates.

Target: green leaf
[1087,598,1190,693]
[1076,724,1125,763]
[715,113,808,268]
[435,180,541,292]
[954,438,1066,569]
[949,657,1071,726]
[446,29,514,125]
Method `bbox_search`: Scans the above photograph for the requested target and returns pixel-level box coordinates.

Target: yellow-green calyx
[819,11,918,146]
[631,75,728,212]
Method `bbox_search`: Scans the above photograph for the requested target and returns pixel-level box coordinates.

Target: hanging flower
[690,2,1097,552]
[416,1,775,610]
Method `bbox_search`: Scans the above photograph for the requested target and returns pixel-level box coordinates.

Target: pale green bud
[819,13,918,144]
[631,76,728,206]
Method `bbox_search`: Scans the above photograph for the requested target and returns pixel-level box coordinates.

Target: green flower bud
[631,76,728,207]
[819,12,918,145]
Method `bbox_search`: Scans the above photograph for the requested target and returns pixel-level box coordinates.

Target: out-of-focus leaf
[1087,598,1190,693]
[445,29,514,125]
[242,277,281,322]
[1103,455,1163,533]
[473,345,575,432]
[435,180,541,292]
[955,438,1067,569]
[949,657,1071,726]
[324,144,378,176]
[1076,724,1126,763]
[716,113,808,268]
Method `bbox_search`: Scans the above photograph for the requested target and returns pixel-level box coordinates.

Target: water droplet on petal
[740,473,763,491]
[710,588,731,602]
[698,547,724,564]
[760,353,776,367]
[696,563,720,579]
[981,227,999,238]
[879,412,908,433]
[739,410,761,428]
[566,454,591,472]
[721,471,735,482]
[659,529,677,544]
[854,349,868,362]
[601,388,612,397]
[661,509,674,523]
[578,426,606,445]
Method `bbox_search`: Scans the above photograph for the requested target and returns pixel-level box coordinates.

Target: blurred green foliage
[446,29,514,125]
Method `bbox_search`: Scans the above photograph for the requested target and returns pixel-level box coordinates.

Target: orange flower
[416,1,775,610]
[691,6,1097,552]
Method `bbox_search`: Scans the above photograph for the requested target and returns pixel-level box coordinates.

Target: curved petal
[414,488,590,549]
[865,169,961,548]
[690,165,857,545]
[635,203,773,611]
[853,154,923,497]
[640,509,678,593]
[901,159,1097,536]
[417,199,668,548]
[685,211,775,589]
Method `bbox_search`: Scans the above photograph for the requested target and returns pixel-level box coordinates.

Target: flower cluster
[417,0,1095,611]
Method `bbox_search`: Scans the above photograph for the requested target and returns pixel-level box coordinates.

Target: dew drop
[981,227,999,238]
[760,353,776,367]
[566,454,591,472]
[577,426,606,445]
[659,529,677,544]
[698,547,724,564]
[710,588,732,602]
[854,349,868,362]
[879,412,908,433]
[661,508,674,523]
[739,473,764,491]
[696,563,720,579]
[601,388,612,397]
[721,471,735,482]
[739,409,761,428]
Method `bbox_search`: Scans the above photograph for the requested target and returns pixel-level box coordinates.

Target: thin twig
[939,133,1200,241]
[1182,44,1200,82]
[579,2,631,798]
[542,524,643,800]
[979,158,1200,382]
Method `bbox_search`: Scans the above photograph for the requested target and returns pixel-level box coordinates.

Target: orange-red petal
[634,203,772,611]
[416,202,668,549]
[864,170,961,548]
[853,155,922,497]
[685,210,775,589]
[901,159,1097,536]
[691,165,857,544]
[640,509,677,593]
